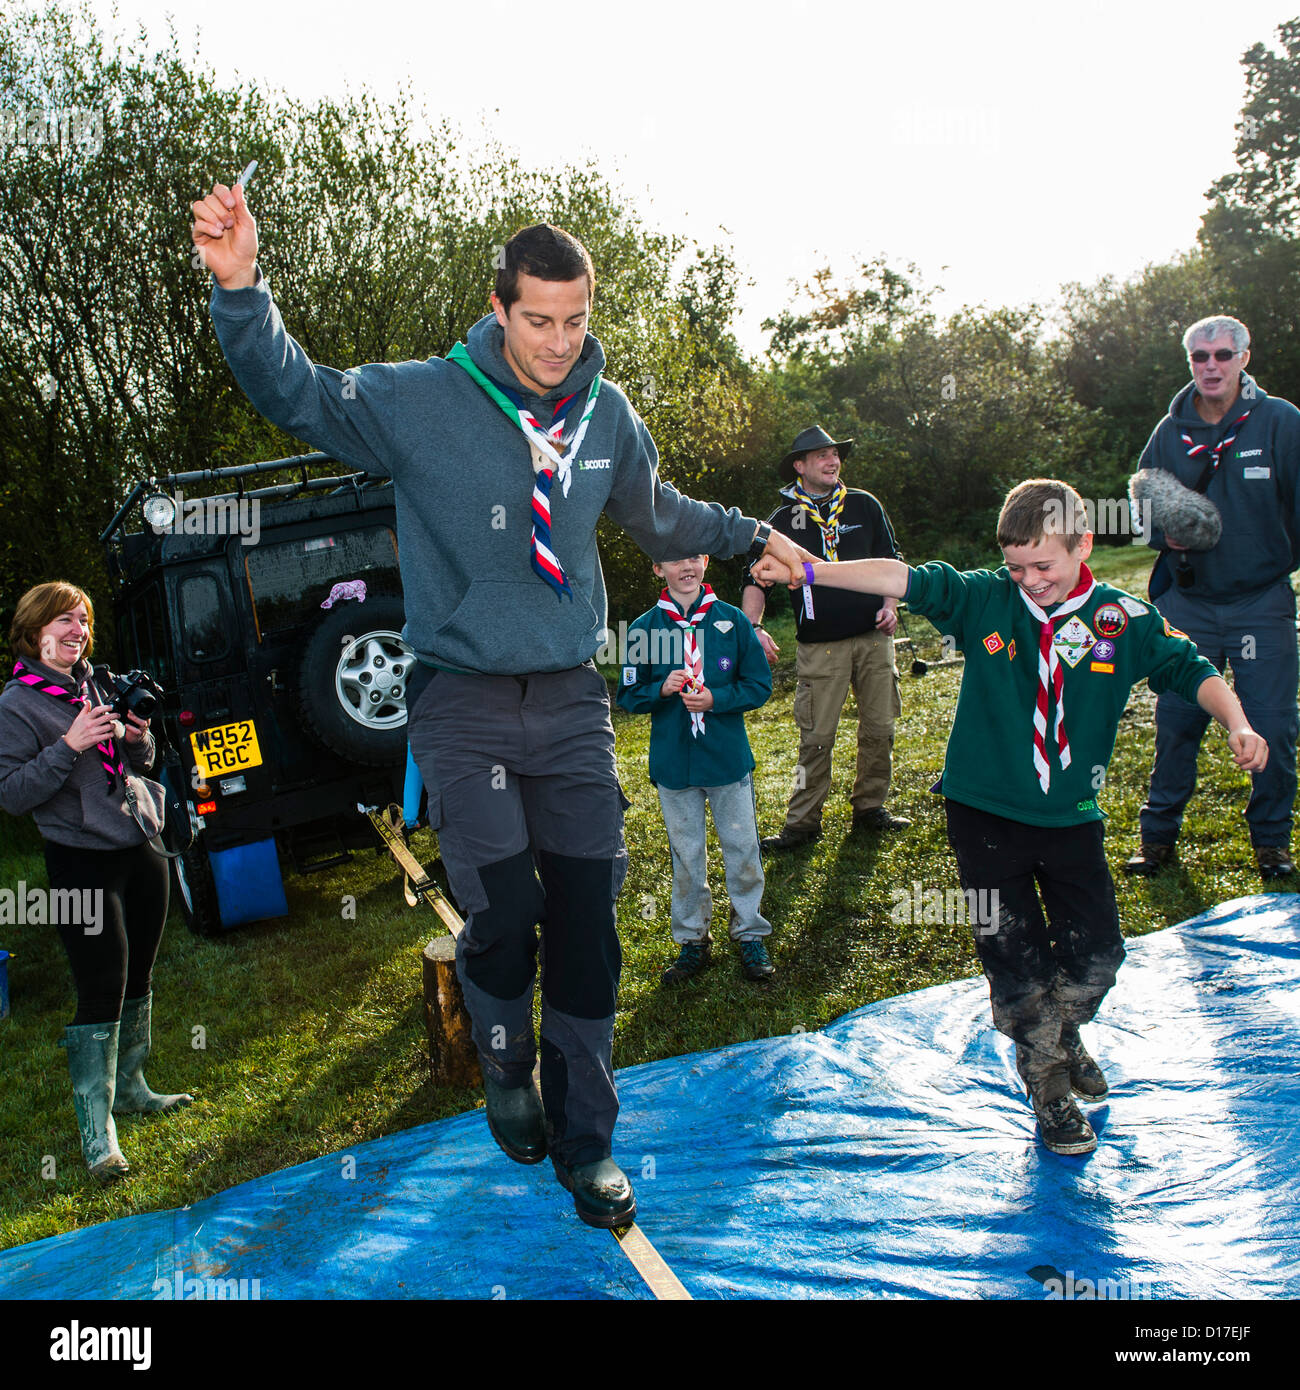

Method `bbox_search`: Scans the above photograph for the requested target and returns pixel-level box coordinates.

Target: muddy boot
[63,1023,130,1179]
[1062,1023,1108,1102]
[114,993,193,1113]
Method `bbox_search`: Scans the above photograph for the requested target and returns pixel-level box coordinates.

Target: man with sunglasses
[1126,315,1300,882]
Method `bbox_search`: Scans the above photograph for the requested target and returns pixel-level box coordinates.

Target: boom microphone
[1129,469,1222,551]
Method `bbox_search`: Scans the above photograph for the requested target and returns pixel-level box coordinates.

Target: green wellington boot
[63,1023,130,1179]
[114,993,194,1114]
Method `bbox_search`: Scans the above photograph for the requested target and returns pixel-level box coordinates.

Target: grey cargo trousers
[407,661,629,1167]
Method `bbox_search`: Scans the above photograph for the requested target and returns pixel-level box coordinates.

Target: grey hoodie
[1139,373,1300,601]
[210,274,759,674]
[0,658,163,849]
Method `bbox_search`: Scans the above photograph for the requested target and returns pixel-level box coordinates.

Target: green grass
[0,541,1288,1251]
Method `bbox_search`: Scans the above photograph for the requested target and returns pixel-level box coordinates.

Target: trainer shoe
[759,826,821,853]
[739,939,776,981]
[851,806,911,832]
[1256,846,1295,882]
[1122,842,1177,877]
[661,937,711,985]
[1032,1092,1097,1156]
[1062,1025,1108,1102]
[482,1076,547,1165]
[552,1155,637,1229]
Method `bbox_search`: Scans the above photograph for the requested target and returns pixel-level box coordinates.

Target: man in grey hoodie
[191,180,807,1227]
[1125,315,1300,884]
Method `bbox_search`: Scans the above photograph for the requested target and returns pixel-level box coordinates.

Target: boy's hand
[759,530,818,585]
[1228,727,1268,771]
[660,670,688,697]
[875,605,898,635]
[191,179,259,289]
[756,628,780,664]
[751,553,802,586]
[681,685,714,713]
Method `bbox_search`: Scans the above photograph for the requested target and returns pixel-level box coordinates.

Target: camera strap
[82,671,187,859]
[10,661,123,792]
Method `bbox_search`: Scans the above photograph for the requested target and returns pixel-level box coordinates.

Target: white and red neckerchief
[657,584,717,737]
[1016,564,1096,793]
[1181,406,1252,472]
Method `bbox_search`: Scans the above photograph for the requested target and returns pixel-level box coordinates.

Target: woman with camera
[0,581,191,1179]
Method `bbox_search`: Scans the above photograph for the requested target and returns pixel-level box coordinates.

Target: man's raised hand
[190,179,258,290]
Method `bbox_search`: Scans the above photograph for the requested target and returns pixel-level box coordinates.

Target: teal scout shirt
[906,562,1219,827]
[615,594,772,790]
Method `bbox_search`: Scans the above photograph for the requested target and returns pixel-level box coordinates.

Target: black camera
[94,666,165,721]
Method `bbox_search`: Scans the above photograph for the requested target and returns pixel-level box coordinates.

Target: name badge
[1244,466,1271,480]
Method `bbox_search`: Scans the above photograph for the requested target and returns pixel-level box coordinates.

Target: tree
[0,3,759,643]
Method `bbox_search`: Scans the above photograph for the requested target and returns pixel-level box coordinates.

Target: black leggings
[43,840,170,1025]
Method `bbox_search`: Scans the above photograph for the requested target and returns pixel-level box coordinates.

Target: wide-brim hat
[778,425,853,483]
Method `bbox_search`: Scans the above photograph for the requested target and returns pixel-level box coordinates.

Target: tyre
[298,592,413,766]
[172,840,223,937]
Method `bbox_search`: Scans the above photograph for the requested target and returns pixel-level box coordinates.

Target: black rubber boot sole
[551,1157,638,1229]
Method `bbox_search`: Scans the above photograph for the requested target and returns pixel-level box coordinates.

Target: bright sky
[75,0,1296,352]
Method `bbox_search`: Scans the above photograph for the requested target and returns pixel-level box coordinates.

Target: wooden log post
[421,936,481,1088]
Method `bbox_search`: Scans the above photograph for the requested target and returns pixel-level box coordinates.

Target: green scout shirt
[906,562,1219,827]
[615,594,771,790]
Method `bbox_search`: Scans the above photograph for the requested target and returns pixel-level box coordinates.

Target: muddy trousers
[944,799,1125,1102]
[407,662,628,1167]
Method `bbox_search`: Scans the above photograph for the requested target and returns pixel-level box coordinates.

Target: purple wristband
[803,561,816,587]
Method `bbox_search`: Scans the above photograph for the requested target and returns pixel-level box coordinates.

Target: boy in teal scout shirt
[617,555,775,983]
[753,479,1267,1155]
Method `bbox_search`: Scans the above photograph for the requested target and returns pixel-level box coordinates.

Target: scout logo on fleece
[1051,616,1095,668]
[1092,603,1128,637]
[983,632,1004,655]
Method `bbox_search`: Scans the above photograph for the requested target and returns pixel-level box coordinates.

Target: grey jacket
[210,273,760,674]
[0,659,164,849]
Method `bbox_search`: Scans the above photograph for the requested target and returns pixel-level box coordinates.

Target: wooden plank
[612,1222,693,1301]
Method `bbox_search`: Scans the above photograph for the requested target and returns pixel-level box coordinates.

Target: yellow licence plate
[190,720,264,778]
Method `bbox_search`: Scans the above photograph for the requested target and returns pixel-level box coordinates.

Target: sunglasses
[1189,348,1239,363]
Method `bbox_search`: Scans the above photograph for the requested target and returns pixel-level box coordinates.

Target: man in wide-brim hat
[743,425,911,850]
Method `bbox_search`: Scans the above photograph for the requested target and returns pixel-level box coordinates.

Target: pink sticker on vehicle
[321,580,368,609]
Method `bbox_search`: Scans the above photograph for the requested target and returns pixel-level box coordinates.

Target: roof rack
[99,452,390,546]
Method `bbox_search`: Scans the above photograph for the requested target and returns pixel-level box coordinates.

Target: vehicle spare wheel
[298,592,413,766]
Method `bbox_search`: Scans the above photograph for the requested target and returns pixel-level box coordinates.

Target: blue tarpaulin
[2,894,1297,1299]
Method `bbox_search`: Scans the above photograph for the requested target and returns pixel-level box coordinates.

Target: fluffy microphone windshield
[1130,469,1223,551]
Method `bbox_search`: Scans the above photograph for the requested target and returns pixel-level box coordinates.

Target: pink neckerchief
[657,584,717,738]
[11,659,122,792]
[1015,564,1097,793]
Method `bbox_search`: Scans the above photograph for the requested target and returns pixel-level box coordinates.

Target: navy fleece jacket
[1138,373,1300,601]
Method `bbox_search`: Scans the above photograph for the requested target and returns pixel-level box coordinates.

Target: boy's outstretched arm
[750,554,911,599]
[1196,676,1268,771]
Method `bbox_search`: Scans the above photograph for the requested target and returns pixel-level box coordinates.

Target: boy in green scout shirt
[753,479,1267,1155]
[617,554,775,983]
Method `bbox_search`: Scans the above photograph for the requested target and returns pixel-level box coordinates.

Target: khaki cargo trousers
[781,629,901,833]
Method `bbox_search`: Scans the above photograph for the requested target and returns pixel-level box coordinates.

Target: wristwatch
[746,521,773,564]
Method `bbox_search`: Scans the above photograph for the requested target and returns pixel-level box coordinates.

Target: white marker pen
[236,159,258,189]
